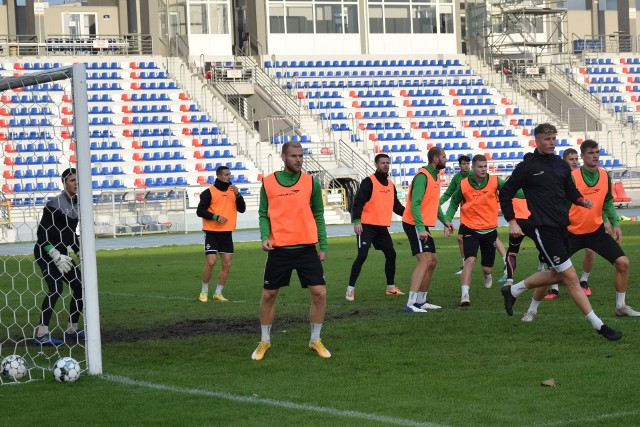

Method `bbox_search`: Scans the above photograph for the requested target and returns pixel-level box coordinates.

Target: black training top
[499,149,583,229]
[34,191,80,257]
[351,171,405,223]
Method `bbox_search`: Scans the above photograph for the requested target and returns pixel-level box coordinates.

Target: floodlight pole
[72,63,103,375]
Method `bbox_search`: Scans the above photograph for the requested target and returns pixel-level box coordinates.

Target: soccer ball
[1,354,28,380]
[53,357,81,383]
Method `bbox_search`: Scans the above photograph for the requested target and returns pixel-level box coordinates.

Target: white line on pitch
[101,373,448,427]
[524,410,640,427]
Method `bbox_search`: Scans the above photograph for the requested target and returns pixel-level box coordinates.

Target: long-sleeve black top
[352,171,405,224]
[499,149,583,229]
[196,180,246,221]
[34,191,80,257]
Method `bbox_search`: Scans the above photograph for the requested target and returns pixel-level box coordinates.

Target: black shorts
[263,246,325,289]
[568,224,625,264]
[459,224,497,268]
[402,221,436,256]
[508,219,536,254]
[531,226,572,272]
[204,231,234,255]
[357,224,394,252]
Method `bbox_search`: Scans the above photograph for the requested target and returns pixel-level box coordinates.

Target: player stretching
[346,153,405,301]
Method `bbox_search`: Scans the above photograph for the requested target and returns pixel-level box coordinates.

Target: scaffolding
[466,0,569,72]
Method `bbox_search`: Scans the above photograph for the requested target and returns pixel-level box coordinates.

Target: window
[190,3,208,34]
[369,4,384,33]
[413,4,436,33]
[189,1,228,35]
[270,3,286,33]
[385,5,411,33]
[439,4,453,33]
[208,3,228,34]
[344,3,359,33]
[63,13,97,36]
[286,4,314,33]
[316,4,341,33]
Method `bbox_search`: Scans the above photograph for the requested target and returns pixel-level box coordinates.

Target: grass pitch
[3,223,640,426]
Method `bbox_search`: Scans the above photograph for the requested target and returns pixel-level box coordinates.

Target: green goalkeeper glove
[48,248,74,274]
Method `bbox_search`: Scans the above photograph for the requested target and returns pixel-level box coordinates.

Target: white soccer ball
[1,354,28,380]
[53,357,81,383]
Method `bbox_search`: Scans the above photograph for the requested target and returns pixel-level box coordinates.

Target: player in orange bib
[444,155,521,307]
[521,140,639,321]
[346,153,405,301]
[251,142,330,361]
[401,146,454,313]
[196,166,246,302]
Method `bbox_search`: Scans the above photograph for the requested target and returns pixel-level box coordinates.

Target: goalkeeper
[33,168,83,346]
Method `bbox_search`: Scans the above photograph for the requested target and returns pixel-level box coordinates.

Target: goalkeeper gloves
[48,248,74,274]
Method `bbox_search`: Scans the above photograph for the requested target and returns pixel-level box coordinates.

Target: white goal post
[0,64,102,381]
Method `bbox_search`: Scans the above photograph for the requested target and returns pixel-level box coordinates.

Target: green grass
[3,223,640,426]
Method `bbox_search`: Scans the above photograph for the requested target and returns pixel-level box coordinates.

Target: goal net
[0,64,102,384]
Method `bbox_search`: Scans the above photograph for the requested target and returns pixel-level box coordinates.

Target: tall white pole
[72,63,103,375]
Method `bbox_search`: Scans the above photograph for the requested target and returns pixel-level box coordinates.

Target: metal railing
[337,139,373,179]
[0,34,38,56]
[235,54,302,131]
[0,34,152,57]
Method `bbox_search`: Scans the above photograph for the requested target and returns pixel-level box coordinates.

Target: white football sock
[527,299,541,313]
[616,292,626,307]
[215,284,224,294]
[511,281,528,297]
[586,311,604,330]
[310,323,323,342]
[261,325,271,343]
[201,282,209,292]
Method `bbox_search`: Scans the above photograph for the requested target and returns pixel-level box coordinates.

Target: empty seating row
[90,141,123,150]
[135,177,189,187]
[91,154,124,163]
[0,94,52,103]
[0,107,52,116]
[133,139,185,149]
[277,69,471,79]
[292,78,484,89]
[1,118,51,127]
[9,169,59,179]
[88,72,122,80]
[5,155,59,165]
[191,137,230,147]
[11,62,62,70]
[193,150,235,159]
[131,82,178,90]
[273,135,311,144]
[91,166,126,175]
[93,180,126,189]
[122,93,172,102]
[10,182,61,192]
[195,162,246,172]
[134,164,187,174]
[266,58,463,68]
[132,152,185,161]
[129,71,168,79]
[16,143,61,152]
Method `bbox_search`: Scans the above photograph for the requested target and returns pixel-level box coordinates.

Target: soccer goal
[0,64,102,384]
